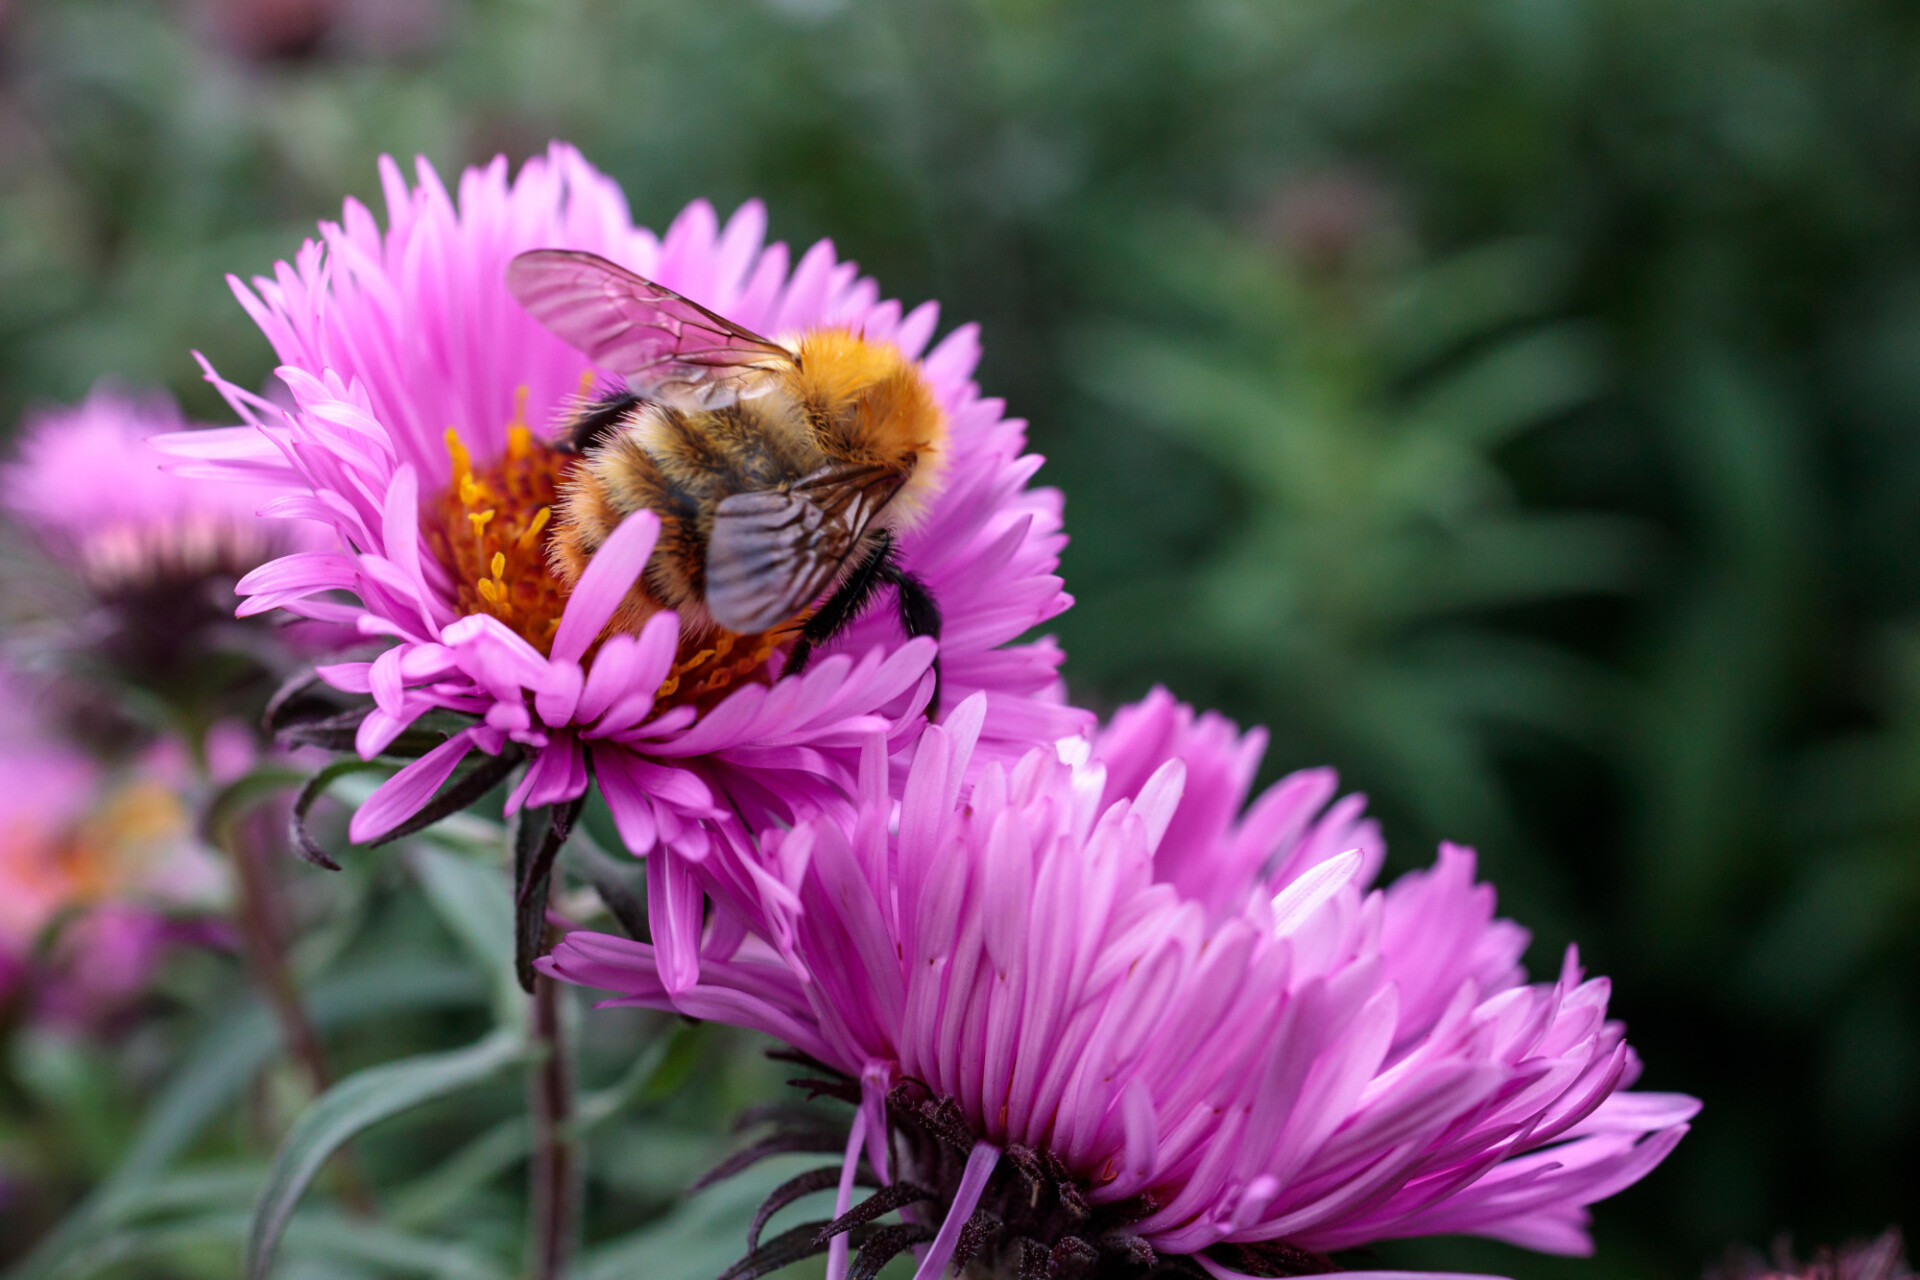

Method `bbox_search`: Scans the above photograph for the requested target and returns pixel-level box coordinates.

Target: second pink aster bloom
[4,385,303,596]
[157,145,1080,986]
[4,384,332,683]
[545,690,1697,1279]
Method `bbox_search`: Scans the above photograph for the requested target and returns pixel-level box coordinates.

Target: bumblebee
[505,249,946,704]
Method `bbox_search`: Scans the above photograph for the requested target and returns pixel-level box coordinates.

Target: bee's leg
[877,561,942,716]
[560,388,644,455]
[782,531,897,679]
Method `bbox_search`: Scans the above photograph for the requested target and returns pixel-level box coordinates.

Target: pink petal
[551,510,660,664]
[348,730,479,843]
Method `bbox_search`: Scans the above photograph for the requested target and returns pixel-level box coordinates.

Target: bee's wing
[705,462,911,634]
[506,249,795,409]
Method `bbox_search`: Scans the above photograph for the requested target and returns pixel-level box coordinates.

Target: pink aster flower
[157,144,1079,987]
[3,384,335,681]
[1711,1231,1912,1280]
[5,384,318,595]
[0,694,103,969]
[543,689,1697,1280]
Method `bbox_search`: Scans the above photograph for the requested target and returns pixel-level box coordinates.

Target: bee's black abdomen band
[563,388,645,454]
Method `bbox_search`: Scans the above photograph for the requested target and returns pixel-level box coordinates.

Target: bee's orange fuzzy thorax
[793,329,948,516]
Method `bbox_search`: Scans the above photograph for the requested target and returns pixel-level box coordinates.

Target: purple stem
[528,971,578,1280]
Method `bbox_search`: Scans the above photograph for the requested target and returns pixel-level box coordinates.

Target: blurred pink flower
[0,689,103,966]
[32,905,233,1034]
[1710,1231,1912,1280]
[545,690,1696,1277]
[4,384,318,598]
[157,144,1079,987]
[0,667,228,1018]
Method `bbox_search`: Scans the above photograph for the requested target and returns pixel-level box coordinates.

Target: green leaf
[246,1031,524,1280]
[1396,323,1604,455]
[384,1116,530,1231]
[280,1213,511,1280]
[7,964,486,1280]
[42,1210,509,1280]
[385,1020,702,1230]
[91,1165,264,1225]
[1381,237,1571,371]
[199,764,309,845]
[43,1210,250,1280]
[409,844,521,1027]
[130,963,485,1189]
[578,1021,706,1123]
[562,826,649,941]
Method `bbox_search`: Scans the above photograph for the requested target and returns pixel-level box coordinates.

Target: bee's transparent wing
[506,249,794,409]
[705,462,911,634]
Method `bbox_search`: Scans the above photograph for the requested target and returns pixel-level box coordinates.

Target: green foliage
[4,800,788,1280]
[1067,218,1635,896]
[245,1030,524,1279]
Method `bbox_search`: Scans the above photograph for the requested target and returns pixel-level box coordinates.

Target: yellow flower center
[425,388,574,655]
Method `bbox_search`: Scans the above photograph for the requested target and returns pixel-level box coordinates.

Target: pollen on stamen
[506,386,532,459]
[516,506,550,550]
[424,408,576,654]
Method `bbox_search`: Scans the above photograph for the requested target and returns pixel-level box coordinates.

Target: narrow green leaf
[575,1021,702,1129]
[199,764,308,844]
[290,759,390,870]
[91,1165,264,1225]
[45,1210,250,1280]
[6,964,485,1280]
[128,963,485,1188]
[576,1156,834,1280]
[563,827,649,940]
[280,1213,512,1280]
[410,845,521,1026]
[385,1116,530,1230]
[43,1210,509,1280]
[246,1031,524,1280]
[387,1020,700,1229]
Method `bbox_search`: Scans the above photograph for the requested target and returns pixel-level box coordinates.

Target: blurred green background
[1,0,1915,1274]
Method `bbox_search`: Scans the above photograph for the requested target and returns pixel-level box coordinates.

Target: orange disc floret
[654,626,792,713]
[425,395,576,655]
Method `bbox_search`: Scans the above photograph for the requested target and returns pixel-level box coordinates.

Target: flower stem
[229,805,376,1214]
[528,968,578,1280]
[232,808,332,1090]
